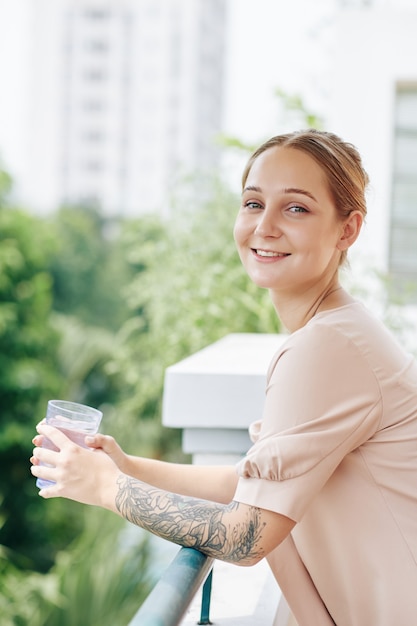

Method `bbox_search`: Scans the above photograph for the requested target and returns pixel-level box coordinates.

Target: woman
[31,129,417,625]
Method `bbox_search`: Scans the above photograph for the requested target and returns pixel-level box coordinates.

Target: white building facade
[322,0,417,293]
[5,0,227,216]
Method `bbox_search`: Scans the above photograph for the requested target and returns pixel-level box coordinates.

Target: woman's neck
[270,280,354,333]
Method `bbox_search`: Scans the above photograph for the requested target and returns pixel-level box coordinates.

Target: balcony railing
[128,547,213,626]
[128,334,294,626]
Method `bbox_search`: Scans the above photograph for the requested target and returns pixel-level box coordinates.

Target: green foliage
[0,167,13,206]
[43,204,136,410]
[216,133,258,154]
[217,86,324,157]
[0,511,152,626]
[46,204,132,331]
[0,200,137,574]
[51,313,121,409]
[0,195,153,621]
[0,545,60,626]
[0,206,70,570]
[274,87,324,129]
[42,511,152,626]
[107,174,280,457]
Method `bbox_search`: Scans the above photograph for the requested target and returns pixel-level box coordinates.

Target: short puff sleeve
[234,322,382,521]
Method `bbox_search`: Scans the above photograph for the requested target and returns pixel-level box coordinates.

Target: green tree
[47,204,131,331]
[44,204,136,411]
[0,510,152,626]
[0,163,13,205]
[0,205,71,570]
[42,511,152,626]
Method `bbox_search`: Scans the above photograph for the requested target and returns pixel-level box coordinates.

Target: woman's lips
[252,248,290,258]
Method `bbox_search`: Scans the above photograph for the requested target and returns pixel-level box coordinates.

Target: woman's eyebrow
[283,187,317,202]
[242,185,317,203]
[242,185,262,194]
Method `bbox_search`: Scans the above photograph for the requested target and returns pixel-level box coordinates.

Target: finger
[32,434,43,446]
[84,434,101,448]
[38,489,49,498]
[30,462,56,489]
[38,486,57,499]
[32,445,59,466]
[36,423,72,448]
[85,433,115,452]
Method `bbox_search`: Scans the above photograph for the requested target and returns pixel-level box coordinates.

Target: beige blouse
[234,302,417,626]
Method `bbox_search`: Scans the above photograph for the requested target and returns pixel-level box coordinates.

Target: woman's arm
[121,457,239,504]
[93,433,238,503]
[112,474,294,566]
[35,431,239,504]
[31,425,295,566]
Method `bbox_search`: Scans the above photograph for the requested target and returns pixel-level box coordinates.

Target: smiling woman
[239,129,368,261]
[234,132,364,329]
[31,129,417,626]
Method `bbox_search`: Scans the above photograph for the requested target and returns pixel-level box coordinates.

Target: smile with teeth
[253,249,290,257]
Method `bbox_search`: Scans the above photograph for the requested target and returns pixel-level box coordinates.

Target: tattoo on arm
[115,475,266,564]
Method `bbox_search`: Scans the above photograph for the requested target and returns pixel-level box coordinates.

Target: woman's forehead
[246,146,329,190]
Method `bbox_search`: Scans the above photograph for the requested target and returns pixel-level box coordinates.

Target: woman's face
[234,146,346,294]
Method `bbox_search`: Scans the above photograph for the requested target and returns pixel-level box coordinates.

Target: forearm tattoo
[115,475,265,564]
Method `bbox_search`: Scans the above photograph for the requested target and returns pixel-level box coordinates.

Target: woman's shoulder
[309,300,401,348]
[269,299,412,379]
[285,301,370,347]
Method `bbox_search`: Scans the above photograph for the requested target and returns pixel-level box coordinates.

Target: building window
[84,159,104,173]
[389,85,417,292]
[82,130,105,143]
[84,68,107,82]
[84,9,109,20]
[82,99,105,112]
[86,39,109,53]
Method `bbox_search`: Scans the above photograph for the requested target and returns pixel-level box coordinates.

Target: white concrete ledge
[162,333,287,434]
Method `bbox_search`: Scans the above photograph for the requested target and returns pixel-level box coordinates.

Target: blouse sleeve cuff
[233,475,302,522]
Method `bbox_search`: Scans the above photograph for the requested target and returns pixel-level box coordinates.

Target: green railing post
[198,568,213,625]
[128,547,213,626]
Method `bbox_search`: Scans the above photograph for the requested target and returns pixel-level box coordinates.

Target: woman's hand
[83,433,130,473]
[30,424,120,511]
[32,425,130,473]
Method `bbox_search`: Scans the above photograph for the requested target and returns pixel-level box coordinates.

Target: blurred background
[0,0,416,624]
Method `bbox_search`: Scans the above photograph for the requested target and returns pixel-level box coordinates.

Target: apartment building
[15,0,227,215]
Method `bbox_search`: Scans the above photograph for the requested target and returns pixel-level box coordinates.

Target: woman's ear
[337,211,363,251]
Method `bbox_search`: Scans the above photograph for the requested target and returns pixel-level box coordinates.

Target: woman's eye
[288,205,308,214]
[244,201,262,210]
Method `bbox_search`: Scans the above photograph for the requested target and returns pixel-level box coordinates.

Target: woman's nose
[254,209,282,237]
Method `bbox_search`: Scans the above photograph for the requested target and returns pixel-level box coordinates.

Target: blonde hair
[242,129,369,265]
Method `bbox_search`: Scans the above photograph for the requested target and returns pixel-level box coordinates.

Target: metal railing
[128,547,214,626]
